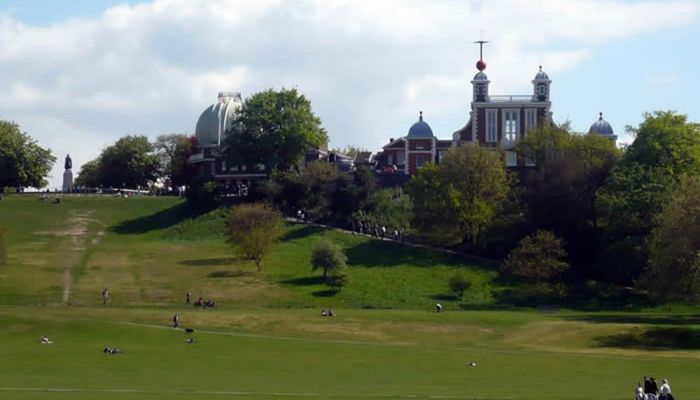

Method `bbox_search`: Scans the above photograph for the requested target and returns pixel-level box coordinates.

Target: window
[396,151,405,165]
[503,110,519,142]
[538,84,546,96]
[524,109,537,136]
[506,151,517,167]
[486,109,498,143]
[222,160,227,171]
[416,154,429,168]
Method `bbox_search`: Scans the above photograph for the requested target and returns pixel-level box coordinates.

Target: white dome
[195,92,242,146]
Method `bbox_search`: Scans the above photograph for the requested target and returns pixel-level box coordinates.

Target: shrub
[326,273,348,292]
[448,272,471,299]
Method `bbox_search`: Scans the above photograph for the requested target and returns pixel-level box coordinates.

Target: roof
[407,112,434,138]
[195,93,242,146]
[589,113,615,136]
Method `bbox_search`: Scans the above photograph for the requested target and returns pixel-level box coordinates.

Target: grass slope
[0,195,499,309]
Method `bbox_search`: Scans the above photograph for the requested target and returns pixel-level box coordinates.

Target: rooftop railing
[488,95,534,102]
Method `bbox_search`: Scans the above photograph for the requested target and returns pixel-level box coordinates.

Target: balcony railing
[488,95,533,103]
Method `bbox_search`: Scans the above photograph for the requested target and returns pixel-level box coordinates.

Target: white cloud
[0,0,696,188]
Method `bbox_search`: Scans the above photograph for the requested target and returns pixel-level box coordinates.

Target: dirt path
[36,210,98,304]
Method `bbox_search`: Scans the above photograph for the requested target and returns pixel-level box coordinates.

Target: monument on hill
[62,154,73,192]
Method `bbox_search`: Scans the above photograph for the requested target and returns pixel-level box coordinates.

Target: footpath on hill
[285,218,498,266]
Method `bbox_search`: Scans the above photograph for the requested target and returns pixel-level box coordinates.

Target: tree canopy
[153,134,198,188]
[0,121,55,190]
[227,203,283,271]
[407,144,507,244]
[517,125,620,266]
[645,175,700,302]
[77,135,160,188]
[224,88,328,171]
[311,238,347,278]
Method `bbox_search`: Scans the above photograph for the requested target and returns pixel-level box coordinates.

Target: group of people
[185,292,216,308]
[320,309,336,317]
[636,377,674,400]
[352,220,405,242]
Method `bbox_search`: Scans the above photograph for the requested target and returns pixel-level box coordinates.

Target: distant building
[589,112,617,145]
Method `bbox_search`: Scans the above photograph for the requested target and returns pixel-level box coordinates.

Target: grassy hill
[1,195,699,399]
[0,195,501,309]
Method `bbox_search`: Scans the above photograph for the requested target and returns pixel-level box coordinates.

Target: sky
[1,0,699,189]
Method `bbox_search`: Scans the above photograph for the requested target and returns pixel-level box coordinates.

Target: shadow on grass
[208,270,248,278]
[312,289,337,297]
[282,225,327,242]
[345,240,469,268]
[110,203,203,235]
[280,276,325,286]
[595,327,700,350]
[181,257,237,267]
[565,314,700,325]
[431,294,459,301]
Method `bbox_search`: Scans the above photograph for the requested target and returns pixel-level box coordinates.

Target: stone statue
[62,154,73,192]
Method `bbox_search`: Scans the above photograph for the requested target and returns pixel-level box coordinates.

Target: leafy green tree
[517,125,619,266]
[407,144,507,244]
[227,203,283,271]
[311,238,347,278]
[74,159,101,187]
[153,134,198,188]
[502,230,569,298]
[0,121,56,190]
[448,272,471,299]
[98,135,160,188]
[363,189,412,229]
[645,176,700,302]
[597,111,700,283]
[225,88,328,171]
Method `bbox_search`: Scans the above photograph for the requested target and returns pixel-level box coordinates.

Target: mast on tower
[473,40,489,71]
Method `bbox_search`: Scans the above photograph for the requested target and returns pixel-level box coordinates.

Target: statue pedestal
[62,169,73,192]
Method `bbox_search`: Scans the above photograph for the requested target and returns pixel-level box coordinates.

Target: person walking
[185,292,192,305]
[659,379,673,400]
[102,288,110,306]
[173,314,180,328]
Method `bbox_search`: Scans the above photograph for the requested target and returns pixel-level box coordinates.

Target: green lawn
[0,195,501,309]
[1,306,699,400]
[0,195,698,399]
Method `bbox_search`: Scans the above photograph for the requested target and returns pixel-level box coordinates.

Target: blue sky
[1,0,698,188]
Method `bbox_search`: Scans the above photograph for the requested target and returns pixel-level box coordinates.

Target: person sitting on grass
[40,335,52,344]
[103,347,121,354]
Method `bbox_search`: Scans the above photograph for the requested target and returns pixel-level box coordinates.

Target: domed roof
[589,112,615,136]
[472,71,489,81]
[407,111,434,138]
[195,92,242,146]
[534,65,550,81]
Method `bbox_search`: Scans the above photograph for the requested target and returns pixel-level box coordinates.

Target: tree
[325,273,348,292]
[98,135,160,188]
[645,176,700,302]
[596,111,700,283]
[363,188,412,230]
[517,125,620,266]
[153,134,198,188]
[0,120,55,190]
[311,238,347,278]
[74,159,101,187]
[224,88,328,171]
[448,272,471,299]
[227,203,283,271]
[0,227,7,266]
[502,230,569,298]
[407,144,507,244]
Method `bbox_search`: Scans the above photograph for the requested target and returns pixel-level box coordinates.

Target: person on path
[173,314,180,328]
[102,288,110,305]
